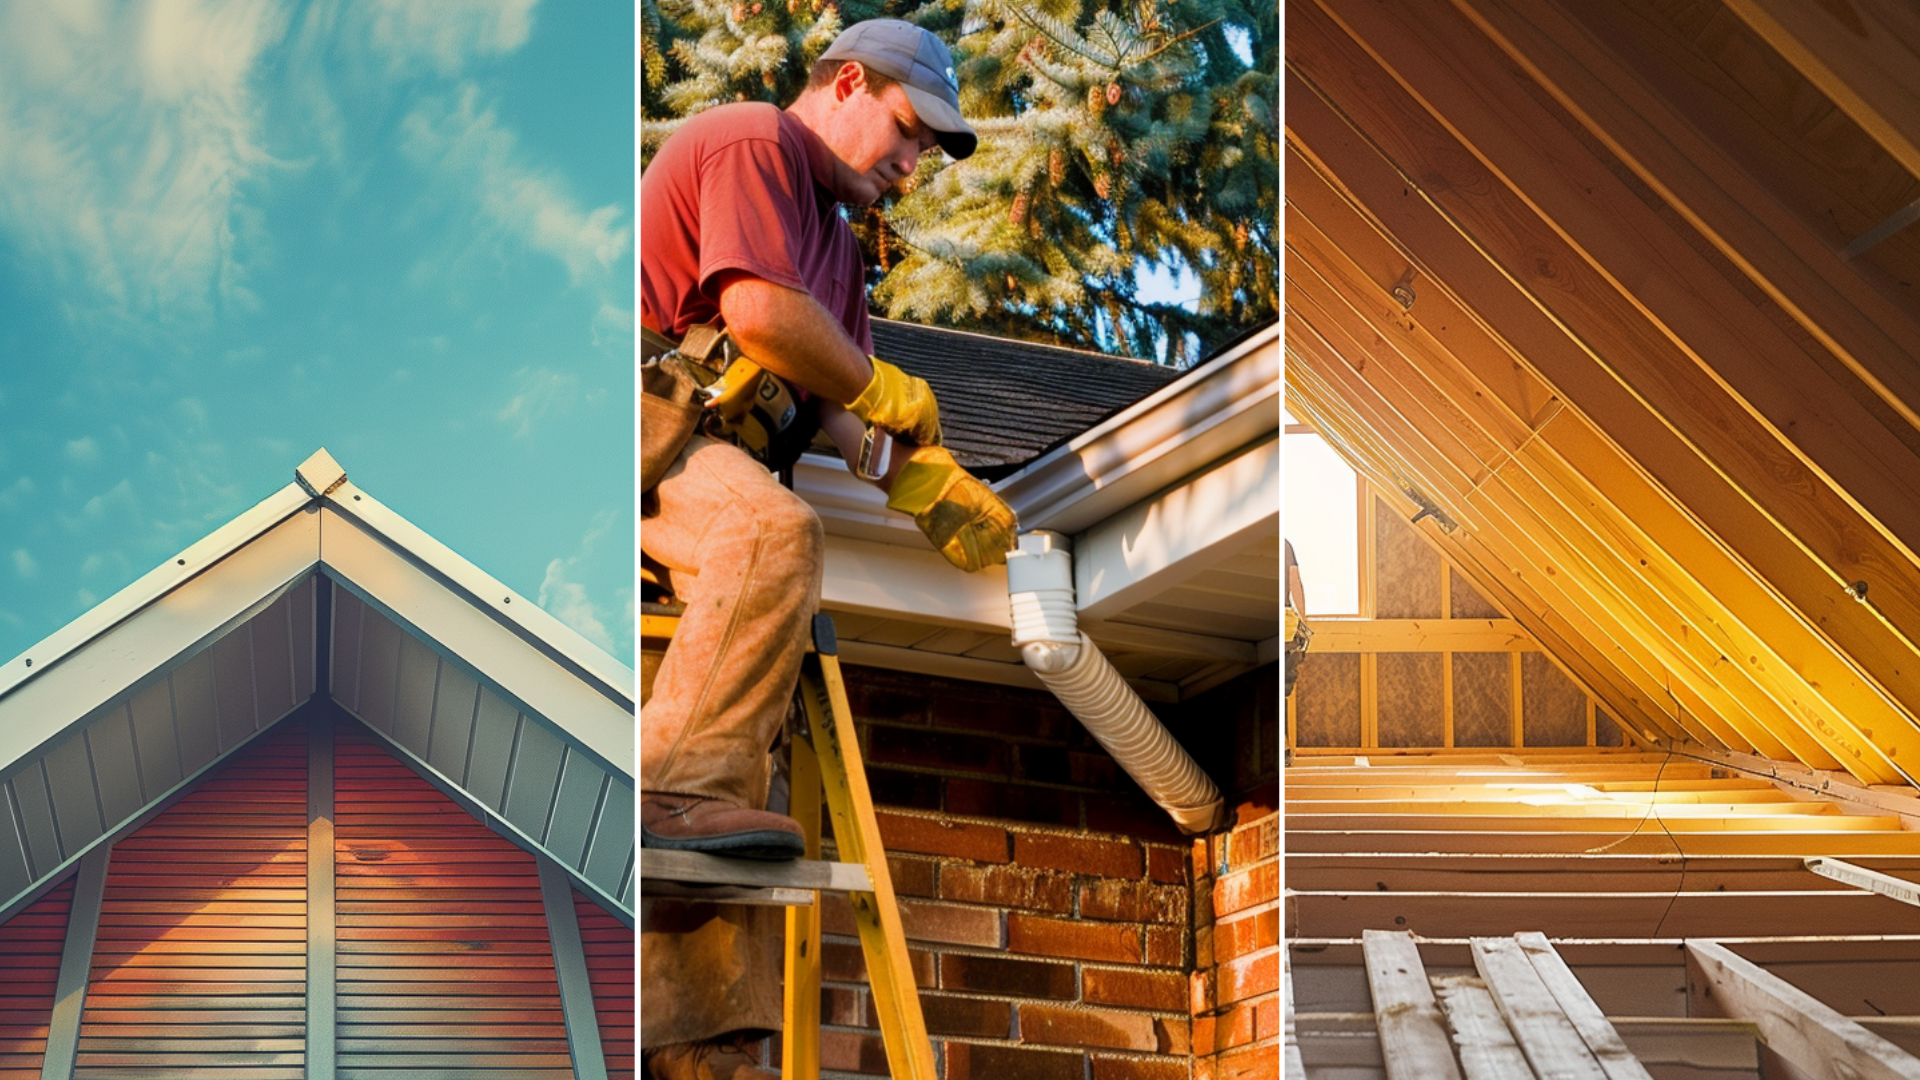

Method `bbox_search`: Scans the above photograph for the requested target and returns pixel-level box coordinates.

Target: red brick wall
[1189,812,1279,1080]
[780,664,1276,1080]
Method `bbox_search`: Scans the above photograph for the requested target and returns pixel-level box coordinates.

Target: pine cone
[1048,147,1065,186]
[1108,138,1123,167]
[1087,84,1105,116]
[1009,191,1029,225]
[1107,82,1122,106]
[1235,221,1249,251]
[1095,173,1111,199]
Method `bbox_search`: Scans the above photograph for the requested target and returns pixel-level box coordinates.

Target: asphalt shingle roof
[868,320,1184,478]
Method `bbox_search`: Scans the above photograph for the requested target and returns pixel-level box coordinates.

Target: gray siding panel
[392,634,439,756]
[44,732,102,856]
[543,751,605,869]
[290,576,316,702]
[172,652,222,775]
[427,665,480,781]
[465,691,519,812]
[0,796,31,901]
[11,765,63,875]
[502,717,565,838]
[331,586,365,709]
[211,629,258,749]
[252,596,296,721]
[357,608,402,735]
[86,709,144,829]
[583,776,633,900]
[127,678,180,799]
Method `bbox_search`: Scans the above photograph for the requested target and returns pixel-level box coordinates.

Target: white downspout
[1006,531,1226,835]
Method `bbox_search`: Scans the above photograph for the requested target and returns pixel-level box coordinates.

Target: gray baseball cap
[820,19,977,160]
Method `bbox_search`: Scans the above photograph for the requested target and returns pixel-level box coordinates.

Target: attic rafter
[1714,0,1920,187]
[1453,0,1920,445]
[1285,5,1920,786]
[1288,334,1695,750]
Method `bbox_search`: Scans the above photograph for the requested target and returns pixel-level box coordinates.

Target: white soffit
[1075,433,1280,624]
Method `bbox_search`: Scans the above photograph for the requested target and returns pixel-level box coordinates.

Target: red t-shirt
[640,102,873,355]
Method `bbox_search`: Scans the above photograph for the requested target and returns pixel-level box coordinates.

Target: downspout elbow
[1006,532,1226,835]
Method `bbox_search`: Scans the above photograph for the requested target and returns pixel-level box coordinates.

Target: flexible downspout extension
[1006,532,1226,835]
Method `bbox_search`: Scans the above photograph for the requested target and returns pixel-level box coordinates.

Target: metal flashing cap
[820,19,977,160]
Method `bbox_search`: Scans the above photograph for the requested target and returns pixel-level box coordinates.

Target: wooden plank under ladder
[637,611,935,1080]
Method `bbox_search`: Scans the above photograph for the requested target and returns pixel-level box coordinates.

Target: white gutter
[1006,531,1226,835]
[998,323,1279,535]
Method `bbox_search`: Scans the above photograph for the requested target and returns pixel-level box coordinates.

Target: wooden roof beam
[1287,12,1920,782]
[1715,0,1920,185]
[1458,0,1920,436]
[1288,133,1866,766]
[1687,939,1920,1080]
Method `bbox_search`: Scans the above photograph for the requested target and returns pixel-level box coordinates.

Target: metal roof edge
[321,480,636,710]
[0,448,636,714]
[0,480,314,704]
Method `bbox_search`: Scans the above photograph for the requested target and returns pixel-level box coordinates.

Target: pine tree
[642,0,1275,365]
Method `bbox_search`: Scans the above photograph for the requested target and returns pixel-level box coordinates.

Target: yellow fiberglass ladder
[638,602,934,1080]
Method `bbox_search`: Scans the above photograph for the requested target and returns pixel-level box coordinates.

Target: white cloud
[360,0,538,75]
[0,477,35,511]
[0,1,291,320]
[592,302,634,349]
[11,549,37,579]
[402,85,630,282]
[539,557,614,654]
[0,0,557,322]
[497,366,578,440]
[536,509,626,657]
[66,436,101,463]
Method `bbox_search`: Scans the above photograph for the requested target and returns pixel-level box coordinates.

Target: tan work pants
[639,434,822,1048]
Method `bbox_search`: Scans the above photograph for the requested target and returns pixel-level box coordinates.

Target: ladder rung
[642,882,819,907]
[640,847,873,892]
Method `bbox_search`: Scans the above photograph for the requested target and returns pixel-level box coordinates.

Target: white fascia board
[0,482,313,703]
[1075,433,1280,624]
[321,481,635,709]
[793,455,923,545]
[997,324,1279,536]
[319,507,633,780]
[822,535,1011,632]
[0,508,320,771]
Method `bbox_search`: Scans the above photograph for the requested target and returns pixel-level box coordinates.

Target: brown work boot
[641,794,805,860]
[646,1037,777,1080]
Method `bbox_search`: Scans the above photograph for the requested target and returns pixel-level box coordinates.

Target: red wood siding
[78,720,308,1079]
[0,879,73,1080]
[334,723,572,1078]
[574,890,635,1079]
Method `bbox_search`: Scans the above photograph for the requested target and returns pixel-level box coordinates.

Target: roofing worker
[639,20,1016,1080]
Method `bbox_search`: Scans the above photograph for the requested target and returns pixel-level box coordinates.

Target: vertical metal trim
[540,856,609,1080]
[40,845,109,1080]
[307,706,336,1080]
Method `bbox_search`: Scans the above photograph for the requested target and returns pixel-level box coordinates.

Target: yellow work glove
[886,446,1017,573]
[849,358,942,448]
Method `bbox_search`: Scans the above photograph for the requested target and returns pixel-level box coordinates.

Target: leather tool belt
[641,322,817,492]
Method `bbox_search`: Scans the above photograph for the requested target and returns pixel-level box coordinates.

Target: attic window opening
[1284,406,1361,617]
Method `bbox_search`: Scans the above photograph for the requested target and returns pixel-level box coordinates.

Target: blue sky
[0,2,636,666]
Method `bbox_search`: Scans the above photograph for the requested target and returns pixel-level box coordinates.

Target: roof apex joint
[296,448,348,500]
